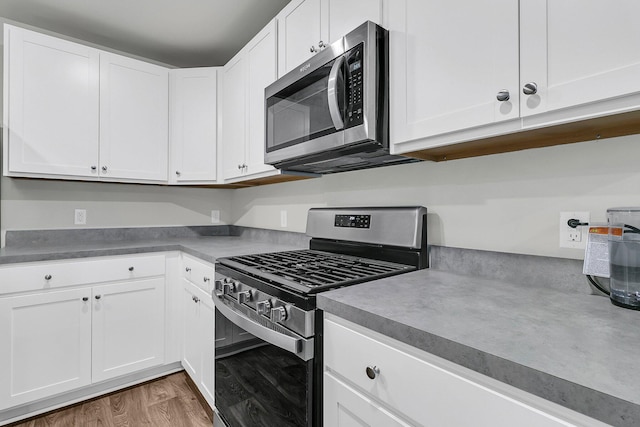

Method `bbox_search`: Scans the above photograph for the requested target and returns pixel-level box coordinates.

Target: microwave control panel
[345,43,364,128]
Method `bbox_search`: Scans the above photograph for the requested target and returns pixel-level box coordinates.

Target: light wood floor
[8,372,213,427]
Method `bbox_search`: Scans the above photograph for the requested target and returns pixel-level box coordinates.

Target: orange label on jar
[589,227,609,235]
[610,227,623,237]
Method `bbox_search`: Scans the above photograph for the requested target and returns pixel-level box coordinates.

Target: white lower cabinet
[0,288,92,410]
[91,278,165,383]
[324,314,606,427]
[0,255,167,413]
[181,279,215,409]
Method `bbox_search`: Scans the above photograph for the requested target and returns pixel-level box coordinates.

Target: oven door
[213,295,315,427]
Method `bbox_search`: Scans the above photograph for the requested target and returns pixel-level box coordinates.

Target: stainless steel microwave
[264,21,415,174]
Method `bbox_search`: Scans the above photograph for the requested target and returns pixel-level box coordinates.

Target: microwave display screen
[350,61,361,72]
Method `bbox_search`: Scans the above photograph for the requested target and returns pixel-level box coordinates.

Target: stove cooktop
[217,249,415,294]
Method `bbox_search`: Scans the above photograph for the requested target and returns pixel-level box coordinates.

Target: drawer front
[0,254,166,295]
[324,318,576,427]
[181,254,214,293]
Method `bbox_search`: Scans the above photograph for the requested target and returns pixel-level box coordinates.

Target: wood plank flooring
[8,372,212,427]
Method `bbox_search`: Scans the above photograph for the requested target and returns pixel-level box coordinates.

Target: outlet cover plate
[559,211,590,249]
[74,209,87,225]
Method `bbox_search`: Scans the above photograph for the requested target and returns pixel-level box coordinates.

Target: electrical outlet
[280,210,288,228]
[559,211,590,249]
[211,210,220,224]
[74,209,87,225]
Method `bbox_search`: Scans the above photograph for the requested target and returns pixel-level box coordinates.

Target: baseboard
[183,373,214,422]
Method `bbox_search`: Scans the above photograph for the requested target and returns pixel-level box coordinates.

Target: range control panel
[334,214,371,229]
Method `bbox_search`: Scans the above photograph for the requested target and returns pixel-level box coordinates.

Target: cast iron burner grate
[224,250,414,289]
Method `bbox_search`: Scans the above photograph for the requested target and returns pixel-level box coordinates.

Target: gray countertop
[317,269,640,427]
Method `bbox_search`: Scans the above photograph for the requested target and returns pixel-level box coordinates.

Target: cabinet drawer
[324,317,576,427]
[0,254,166,295]
[181,254,214,293]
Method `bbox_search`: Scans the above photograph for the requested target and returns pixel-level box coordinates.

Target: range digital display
[334,214,371,228]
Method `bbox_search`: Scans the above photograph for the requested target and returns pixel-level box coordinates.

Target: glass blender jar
[608,207,640,309]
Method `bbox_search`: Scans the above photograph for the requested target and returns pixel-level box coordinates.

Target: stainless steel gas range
[212,206,428,427]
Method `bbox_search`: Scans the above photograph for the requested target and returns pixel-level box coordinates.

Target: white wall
[231,134,640,260]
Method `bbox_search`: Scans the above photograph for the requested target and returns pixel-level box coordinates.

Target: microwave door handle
[327,55,345,130]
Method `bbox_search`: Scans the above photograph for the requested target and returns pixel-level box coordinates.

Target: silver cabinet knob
[91,166,97,171]
[128,266,134,272]
[192,295,200,303]
[175,171,181,176]
[82,297,89,302]
[256,300,272,316]
[523,82,538,95]
[95,295,102,300]
[496,90,510,102]
[310,45,318,53]
[366,365,380,380]
[44,274,52,280]
[185,267,191,272]
[101,166,108,172]
[318,40,326,49]
[242,163,247,169]
[270,306,287,323]
[237,291,252,304]
[204,276,211,283]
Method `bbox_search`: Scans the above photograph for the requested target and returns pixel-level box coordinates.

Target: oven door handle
[327,55,345,131]
[213,295,314,361]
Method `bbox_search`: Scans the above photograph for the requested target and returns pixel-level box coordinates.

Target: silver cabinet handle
[310,45,318,53]
[91,166,97,171]
[318,40,326,49]
[82,297,89,302]
[237,164,242,170]
[44,274,52,280]
[95,295,102,300]
[366,365,380,380]
[185,267,191,272]
[523,82,538,95]
[128,266,134,272]
[101,166,108,172]
[175,171,181,176]
[192,295,200,303]
[204,277,211,283]
[496,90,510,101]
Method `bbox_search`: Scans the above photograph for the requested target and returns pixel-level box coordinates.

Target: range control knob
[237,290,252,304]
[214,280,225,296]
[223,281,236,295]
[256,300,272,316]
[270,306,288,323]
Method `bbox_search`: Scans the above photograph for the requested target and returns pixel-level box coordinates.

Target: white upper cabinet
[221,20,278,182]
[99,52,169,182]
[520,0,640,121]
[4,25,100,177]
[277,0,383,77]
[277,0,324,78]
[388,0,520,151]
[169,68,218,184]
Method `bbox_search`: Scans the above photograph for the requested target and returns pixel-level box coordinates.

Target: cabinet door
[181,280,201,379]
[92,278,165,382]
[388,0,519,148]
[277,0,324,77]
[326,0,383,44]
[169,68,218,183]
[5,25,99,177]
[521,0,640,118]
[245,20,277,177]
[99,53,169,181]
[0,288,92,410]
[221,53,247,180]
[324,372,411,427]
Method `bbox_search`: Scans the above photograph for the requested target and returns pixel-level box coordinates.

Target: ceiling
[0,0,291,67]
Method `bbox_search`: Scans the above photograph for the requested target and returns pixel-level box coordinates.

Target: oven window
[215,338,312,427]
[266,57,345,152]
